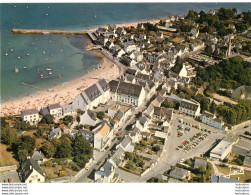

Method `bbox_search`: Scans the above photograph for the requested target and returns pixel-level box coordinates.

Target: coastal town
[1,7,251,184]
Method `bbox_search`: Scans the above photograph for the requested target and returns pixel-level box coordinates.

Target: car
[244,125,249,128]
[8,178,12,183]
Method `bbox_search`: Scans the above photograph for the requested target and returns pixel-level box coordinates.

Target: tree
[76,116,80,124]
[73,154,90,168]
[17,149,28,162]
[55,143,72,158]
[18,136,36,154]
[39,114,54,124]
[62,115,73,125]
[1,117,7,128]
[96,112,105,120]
[152,145,160,152]
[41,142,56,158]
[1,126,18,145]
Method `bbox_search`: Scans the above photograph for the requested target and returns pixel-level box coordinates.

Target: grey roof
[234,138,251,151]
[121,137,132,149]
[139,116,148,126]
[136,73,151,81]
[204,111,215,118]
[62,104,75,113]
[114,111,123,121]
[48,103,61,110]
[20,158,45,181]
[103,161,115,177]
[84,84,102,102]
[97,79,109,92]
[170,167,188,178]
[87,110,97,121]
[156,174,168,181]
[180,99,199,111]
[168,178,184,183]
[211,176,239,183]
[40,107,49,116]
[156,95,165,103]
[154,107,173,118]
[194,158,207,169]
[31,151,45,162]
[79,129,94,135]
[21,108,39,116]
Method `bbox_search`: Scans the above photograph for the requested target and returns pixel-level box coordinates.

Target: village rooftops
[170,167,189,179]
[126,68,137,76]
[62,104,75,113]
[136,72,152,81]
[31,151,45,162]
[154,107,173,118]
[211,139,232,156]
[21,108,39,115]
[180,99,199,111]
[87,110,97,121]
[84,84,102,102]
[48,103,61,110]
[93,121,111,137]
[204,111,215,118]
[97,79,109,92]
[194,157,207,169]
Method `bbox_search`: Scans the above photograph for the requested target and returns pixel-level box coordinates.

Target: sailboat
[14,67,19,74]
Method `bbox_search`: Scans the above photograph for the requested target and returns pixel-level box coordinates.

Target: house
[59,124,70,134]
[135,115,150,132]
[48,103,62,117]
[190,41,205,51]
[117,136,135,152]
[244,151,251,167]
[202,111,227,130]
[109,80,145,107]
[211,176,239,183]
[79,110,98,126]
[231,85,251,101]
[190,28,199,38]
[151,95,165,107]
[179,99,200,117]
[232,138,251,156]
[140,131,152,139]
[124,41,136,53]
[31,151,45,164]
[95,160,117,183]
[194,157,207,170]
[21,108,39,124]
[72,79,110,111]
[79,129,94,143]
[62,104,75,116]
[19,157,46,183]
[170,167,190,180]
[129,51,143,62]
[210,139,235,161]
[137,23,145,30]
[153,107,173,122]
[93,121,114,151]
[48,127,62,140]
[156,32,163,39]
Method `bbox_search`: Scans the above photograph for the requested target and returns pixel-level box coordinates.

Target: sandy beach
[0,50,120,116]
[0,18,161,116]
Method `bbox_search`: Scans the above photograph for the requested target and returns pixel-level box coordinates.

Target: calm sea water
[1,3,250,102]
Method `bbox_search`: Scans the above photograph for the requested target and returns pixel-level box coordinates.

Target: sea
[1,3,250,102]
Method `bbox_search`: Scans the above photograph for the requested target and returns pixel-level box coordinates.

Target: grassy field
[212,93,238,105]
[0,144,19,166]
[215,165,251,183]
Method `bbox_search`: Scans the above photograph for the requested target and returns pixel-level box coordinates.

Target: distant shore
[0,18,161,116]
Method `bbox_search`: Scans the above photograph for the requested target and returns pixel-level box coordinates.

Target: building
[48,127,62,140]
[19,157,46,183]
[211,176,239,183]
[210,139,234,161]
[109,80,145,107]
[202,111,227,130]
[79,129,94,143]
[190,28,199,38]
[179,99,200,117]
[231,85,251,101]
[232,138,251,156]
[31,151,45,164]
[79,110,98,126]
[21,108,39,124]
[95,160,118,183]
[194,157,207,170]
[244,151,251,167]
[48,103,62,117]
[62,104,75,116]
[153,107,173,122]
[169,167,190,180]
[72,79,110,111]
[93,121,114,151]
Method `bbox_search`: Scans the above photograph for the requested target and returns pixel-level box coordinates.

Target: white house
[62,104,75,116]
[210,139,235,161]
[79,110,98,126]
[19,157,46,183]
[178,65,188,78]
[179,99,200,117]
[109,80,145,107]
[48,127,62,140]
[129,51,143,62]
[48,103,62,117]
[93,121,114,151]
[95,159,117,183]
[202,111,227,130]
[190,28,199,38]
[124,41,136,53]
[21,108,39,124]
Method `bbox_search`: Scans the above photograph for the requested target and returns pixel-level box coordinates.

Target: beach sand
[0,50,120,116]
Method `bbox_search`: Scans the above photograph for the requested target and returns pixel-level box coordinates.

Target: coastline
[0,49,119,116]
[0,17,161,116]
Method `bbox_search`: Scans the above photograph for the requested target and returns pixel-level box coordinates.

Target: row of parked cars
[176,132,208,153]
[179,118,212,134]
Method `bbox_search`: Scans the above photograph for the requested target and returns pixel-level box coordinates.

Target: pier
[21,82,51,92]
[12,29,89,35]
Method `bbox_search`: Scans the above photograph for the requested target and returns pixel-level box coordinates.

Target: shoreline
[0,17,163,116]
[0,49,120,116]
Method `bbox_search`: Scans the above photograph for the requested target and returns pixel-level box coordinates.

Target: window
[37,179,40,182]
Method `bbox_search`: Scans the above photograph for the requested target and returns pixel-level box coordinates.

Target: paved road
[0,170,21,183]
[115,168,146,183]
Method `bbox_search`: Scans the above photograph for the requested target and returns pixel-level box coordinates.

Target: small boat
[31,43,34,45]
[35,48,37,50]
[26,6,29,9]
[10,49,13,52]
[48,6,50,9]
[5,53,8,56]
[43,32,49,35]
[27,53,30,56]
[49,40,52,43]
[58,74,62,79]
[17,56,21,59]
[42,51,46,54]
[46,68,52,71]
[48,72,52,75]
[40,74,44,78]
[14,67,19,74]
[45,13,49,16]
[23,66,27,69]
[14,5,16,8]
[51,54,54,57]
[60,49,63,52]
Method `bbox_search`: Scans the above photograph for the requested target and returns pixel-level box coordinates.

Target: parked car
[8,178,12,183]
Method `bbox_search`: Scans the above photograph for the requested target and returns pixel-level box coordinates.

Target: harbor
[12,29,89,35]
